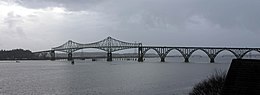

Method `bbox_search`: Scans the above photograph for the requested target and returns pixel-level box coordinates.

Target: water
[0,57,231,95]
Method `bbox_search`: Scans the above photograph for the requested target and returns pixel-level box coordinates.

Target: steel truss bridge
[34,37,260,63]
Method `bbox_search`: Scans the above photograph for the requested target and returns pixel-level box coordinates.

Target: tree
[189,70,226,95]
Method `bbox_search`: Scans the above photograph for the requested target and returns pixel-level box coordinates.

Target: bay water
[0,57,232,95]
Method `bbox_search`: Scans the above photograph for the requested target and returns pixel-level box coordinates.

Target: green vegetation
[0,49,34,60]
[189,70,226,95]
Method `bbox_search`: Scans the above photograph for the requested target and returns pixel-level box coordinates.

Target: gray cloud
[3,11,26,37]
[4,12,23,28]
[16,0,260,32]
[16,0,104,11]
[1,0,260,50]
[192,0,260,32]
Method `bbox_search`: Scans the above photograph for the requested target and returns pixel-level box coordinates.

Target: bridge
[34,37,260,63]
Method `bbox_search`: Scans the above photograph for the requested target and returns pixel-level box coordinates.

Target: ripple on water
[0,59,230,95]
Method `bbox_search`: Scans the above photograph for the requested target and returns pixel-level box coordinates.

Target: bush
[189,70,226,95]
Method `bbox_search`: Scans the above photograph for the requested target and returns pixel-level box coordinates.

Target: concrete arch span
[188,49,211,58]
[187,49,243,63]
[142,48,162,59]
[187,49,211,63]
[163,48,186,62]
[241,50,260,59]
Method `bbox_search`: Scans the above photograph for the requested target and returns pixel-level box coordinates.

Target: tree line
[0,49,34,60]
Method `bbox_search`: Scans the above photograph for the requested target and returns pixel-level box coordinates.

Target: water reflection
[0,58,230,95]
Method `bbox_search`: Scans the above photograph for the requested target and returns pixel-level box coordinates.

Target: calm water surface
[0,57,231,95]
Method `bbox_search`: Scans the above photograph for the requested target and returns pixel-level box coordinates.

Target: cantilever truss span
[52,36,142,53]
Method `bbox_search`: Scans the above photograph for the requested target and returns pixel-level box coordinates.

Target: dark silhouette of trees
[0,49,34,60]
[189,70,226,95]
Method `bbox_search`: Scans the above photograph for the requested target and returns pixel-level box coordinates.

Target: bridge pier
[68,52,73,61]
[50,50,55,61]
[138,47,144,62]
[107,52,112,61]
[161,57,165,62]
[184,57,189,63]
[210,58,215,63]
[138,57,143,62]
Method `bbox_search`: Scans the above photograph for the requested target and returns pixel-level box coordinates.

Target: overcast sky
[0,0,260,51]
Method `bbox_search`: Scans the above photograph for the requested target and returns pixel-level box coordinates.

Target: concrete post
[68,52,73,61]
[107,52,112,61]
[184,57,189,63]
[210,58,215,63]
[161,57,165,62]
[138,47,143,62]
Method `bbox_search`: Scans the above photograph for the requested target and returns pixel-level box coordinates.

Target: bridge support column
[68,52,73,61]
[138,47,143,62]
[184,57,189,63]
[50,50,55,61]
[161,57,165,62]
[107,52,112,61]
[138,57,143,62]
[210,58,215,63]
[237,56,243,59]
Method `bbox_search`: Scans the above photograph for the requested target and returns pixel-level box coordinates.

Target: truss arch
[215,49,239,59]
[163,48,186,59]
[163,48,185,62]
[52,36,142,53]
[142,48,162,58]
[187,48,211,63]
[80,36,142,52]
[52,40,82,53]
[188,48,211,58]
[241,49,260,58]
[214,49,238,63]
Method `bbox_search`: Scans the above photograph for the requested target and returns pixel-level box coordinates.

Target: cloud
[0,0,260,51]
[4,12,23,28]
[16,0,105,11]
[3,11,26,37]
[191,0,260,32]
[14,0,260,32]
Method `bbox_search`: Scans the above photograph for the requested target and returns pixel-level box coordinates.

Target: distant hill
[0,49,34,60]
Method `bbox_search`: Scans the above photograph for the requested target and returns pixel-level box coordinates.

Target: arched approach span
[162,48,185,62]
[188,49,211,58]
[215,49,240,59]
[162,48,186,60]
[241,50,260,58]
[142,48,162,58]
